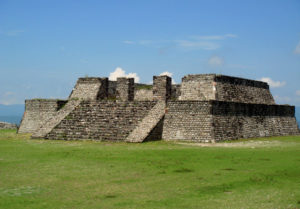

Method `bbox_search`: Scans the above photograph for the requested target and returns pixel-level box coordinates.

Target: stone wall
[125,101,166,142]
[46,101,157,141]
[162,101,213,142]
[134,84,153,101]
[31,100,81,138]
[172,84,181,100]
[215,75,275,104]
[180,74,216,101]
[135,89,153,101]
[108,81,117,98]
[144,117,164,142]
[113,82,179,101]
[180,74,274,104]
[0,121,17,129]
[116,77,134,101]
[153,76,172,101]
[162,100,299,142]
[18,99,67,133]
[212,101,299,141]
[69,77,108,100]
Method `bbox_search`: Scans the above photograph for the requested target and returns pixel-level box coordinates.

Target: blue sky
[0,0,299,105]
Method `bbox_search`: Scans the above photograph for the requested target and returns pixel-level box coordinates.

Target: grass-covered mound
[0,129,300,209]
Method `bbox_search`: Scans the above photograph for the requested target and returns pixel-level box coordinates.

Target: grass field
[0,129,300,209]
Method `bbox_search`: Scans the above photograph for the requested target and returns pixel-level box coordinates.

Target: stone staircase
[31,100,81,139]
[125,101,166,143]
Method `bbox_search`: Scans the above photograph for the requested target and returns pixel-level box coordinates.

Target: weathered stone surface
[163,100,299,142]
[116,77,134,101]
[181,74,216,101]
[134,84,180,101]
[125,101,165,142]
[31,100,81,138]
[18,99,67,133]
[69,77,108,100]
[135,89,153,101]
[211,101,298,141]
[0,121,17,129]
[215,75,275,104]
[180,74,275,104]
[153,76,172,101]
[45,101,157,141]
[162,101,214,142]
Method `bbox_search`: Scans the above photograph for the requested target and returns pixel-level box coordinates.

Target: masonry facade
[18,74,299,142]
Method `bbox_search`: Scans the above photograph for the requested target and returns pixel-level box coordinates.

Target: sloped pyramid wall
[125,101,165,142]
[69,77,108,100]
[45,101,158,141]
[18,99,67,133]
[31,100,81,138]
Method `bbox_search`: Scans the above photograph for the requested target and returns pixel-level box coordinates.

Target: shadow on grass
[173,168,194,173]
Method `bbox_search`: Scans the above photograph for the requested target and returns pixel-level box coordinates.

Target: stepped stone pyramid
[18,74,299,142]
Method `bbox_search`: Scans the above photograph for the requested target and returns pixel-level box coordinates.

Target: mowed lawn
[0,130,300,209]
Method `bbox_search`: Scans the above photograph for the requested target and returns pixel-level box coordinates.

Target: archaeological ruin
[18,74,299,142]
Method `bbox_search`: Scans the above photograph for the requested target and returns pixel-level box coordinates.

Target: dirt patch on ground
[175,140,294,148]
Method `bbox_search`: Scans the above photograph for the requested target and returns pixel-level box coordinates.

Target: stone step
[125,101,166,143]
[31,100,81,138]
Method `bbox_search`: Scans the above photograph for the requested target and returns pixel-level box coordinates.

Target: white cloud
[191,34,238,40]
[4,92,15,96]
[176,40,219,50]
[259,77,286,88]
[123,40,134,44]
[296,90,300,96]
[124,33,237,51]
[159,71,176,84]
[126,73,140,82]
[294,41,300,54]
[0,91,21,105]
[208,55,224,67]
[0,30,24,36]
[159,71,173,77]
[109,67,140,83]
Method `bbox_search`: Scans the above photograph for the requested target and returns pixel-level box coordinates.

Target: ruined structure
[0,121,17,130]
[18,74,299,142]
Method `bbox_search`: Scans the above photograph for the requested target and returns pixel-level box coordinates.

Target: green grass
[135,84,153,90]
[1,129,300,209]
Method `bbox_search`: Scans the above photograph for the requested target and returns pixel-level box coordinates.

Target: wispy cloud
[123,40,135,44]
[0,91,21,105]
[296,90,300,96]
[294,41,300,54]
[259,77,286,88]
[176,40,220,50]
[190,34,238,40]
[122,34,237,51]
[0,30,24,36]
[208,55,224,67]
